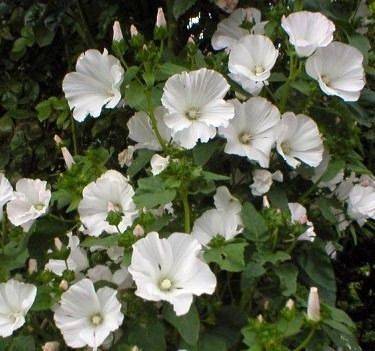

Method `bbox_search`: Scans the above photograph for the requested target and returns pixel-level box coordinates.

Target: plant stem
[70,116,78,155]
[294,327,316,351]
[147,92,167,152]
[279,54,297,112]
[166,0,177,53]
[76,0,95,47]
[181,189,191,233]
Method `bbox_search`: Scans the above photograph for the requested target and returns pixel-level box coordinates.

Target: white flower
[161,68,234,149]
[78,170,138,237]
[276,112,323,169]
[87,265,133,289]
[325,241,337,260]
[305,42,365,102]
[156,7,166,28]
[288,202,316,242]
[214,186,241,215]
[212,8,266,51]
[228,35,278,86]
[215,0,239,13]
[129,232,216,316]
[0,173,13,220]
[150,154,170,175]
[250,169,283,196]
[45,233,89,277]
[54,279,124,350]
[118,146,135,168]
[281,11,335,57]
[229,73,265,95]
[335,173,358,201]
[127,107,172,151]
[307,287,320,321]
[6,178,51,231]
[63,49,124,122]
[192,209,242,246]
[0,279,37,337]
[219,97,280,168]
[112,21,123,42]
[347,184,375,226]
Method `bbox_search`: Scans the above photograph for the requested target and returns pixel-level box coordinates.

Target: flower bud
[61,147,75,169]
[156,8,167,28]
[59,279,68,291]
[133,224,145,237]
[28,258,38,275]
[307,287,320,321]
[286,298,295,310]
[257,314,264,323]
[113,21,123,42]
[53,135,62,145]
[262,195,270,208]
[42,341,60,351]
[150,154,170,175]
[54,237,63,251]
[130,24,139,37]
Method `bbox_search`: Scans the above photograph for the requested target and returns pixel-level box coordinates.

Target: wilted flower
[150,154,170,175]
[288,202,316,242]
[250,169,283,196]
[127,107,172,151]
[347,184,375,226]
[0,279,37,337]
[54,279,124,350]
[129,232,216,316]
[306,42,365,102]
[118,146,135,168]
[307,287,320,321]
[112,21,123,42]
[7,178,51,231]
[214,185,242,215]
[78,170,138,237]
[219,97,280,168]
[212,8,265,51]
[276,112,323,168]
[281,11,335,57]
[63,49,124,122]
[161,68,234,149]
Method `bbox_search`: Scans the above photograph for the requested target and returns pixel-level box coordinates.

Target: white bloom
[214,186,241,215]
[306,42,365,102]
[215,0,239,13]
[112,21,123,42]
[156,7,166,28]
[107,246,124,263]
[335,173,358,201]
[359,174,375,188]
[78,170,138,237]
[127,107,172,151]
[228,35,278,85]
[219,97,280,168]
[129,232,216,316]
[0,173,13,220]
[161,68,234,149]
[250,169,283,196]
[285,299,295,310]
[6,178,51,231]
[229,73,264,95]
[288,202,316,242]
[118,146,135,168]
[192,209,242,246]
[347,184,375,226]
[212,8,266,51]
[63,49,124,122]
[45,233,89,276]
[87,265,133,289]
[54,279,123,350]
[276,112,323,168]
[307,287,320,321]
[150,154,170,175]
[325,241,337,260]
[281,11,335,57]
[0,279,37,337]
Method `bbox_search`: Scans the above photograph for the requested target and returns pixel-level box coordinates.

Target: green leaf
[124,66,140,84]
[201,171,230,181]
[31,286,53,311]
[127,149,155,178]
[163,303,200,346]
[268,186,289,212]
[125,81,147,110]
[81,234,119,248]
[198,333,227,351]
[8,336,35,351]
[157,62,187,80]
[254,251,291,265]
[204,242,248,272]
[275,263,298,296]
[320,159,345,183]
[241,261,266,290]
[173,0,197,19]
[290,80,312,95]
[193,140,223,166]
[316,198,337,224]
[241,203,268,242]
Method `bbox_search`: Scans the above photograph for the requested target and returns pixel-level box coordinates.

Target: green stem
[181,189,191,233]
[294,327,316,351]
[76,0,95,47]
[166,0,177,53]
[147,93,167,152]
[1,210,6,251]
[70,116,78,155]
[279,54,297,112]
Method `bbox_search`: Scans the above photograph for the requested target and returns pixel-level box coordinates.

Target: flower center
[239,132,252,145]
[281,141,291,154]
[186,108,200,120]
[321,75,331,86]
[33,203,45,211]
[159,278,172,291]
[107,201,122,213]
[254,65,264,75]
[90,313,103,326]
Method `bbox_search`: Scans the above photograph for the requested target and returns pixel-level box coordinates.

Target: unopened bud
[131,347,141,351]
[54,237,63,251]
[262,195,270,208]
[42,341,60,351]
[59,279,68,291]
[113,21,123,42]
[156,7,167,27]
[61,147,75,169]
[187,35,195,45]
[133,224,145,237]
[286,298,295,310]
[28,258,38,275]
[130,24,139,37]
[257,314,264,323]
[54,135,62,145]
[307,287,320,321]
[118,146,135,168]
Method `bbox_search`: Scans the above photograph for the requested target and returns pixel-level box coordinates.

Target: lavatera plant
[0,2,373,351]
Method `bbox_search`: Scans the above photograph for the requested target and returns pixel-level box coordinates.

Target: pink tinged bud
[54,237,63,251]
[28,258,38,274]
[130,24,139,37]
[133,224,145,237]
[61,147,75,169]
[113,21,123,42]
[156,7,167,28]
[262,195,270,208]
[307,287,321,321]
[54,134,62,145]
[286,298,295,310]
[42,341,60,351]
[59,280,68,291]
[187,35,195,44]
